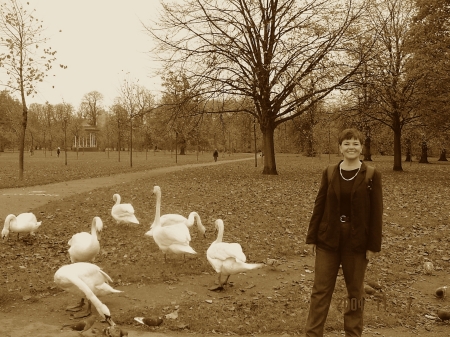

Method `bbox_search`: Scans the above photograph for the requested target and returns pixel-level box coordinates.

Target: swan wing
[160,214,187,227]
[112,203,139,224]
[11,213,40,233]
[154,223,191,245]
[207,242,246,262]
[206,242,224,273]
[221,259,264,275]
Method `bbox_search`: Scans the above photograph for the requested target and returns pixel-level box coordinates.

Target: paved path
[0,156,254,219]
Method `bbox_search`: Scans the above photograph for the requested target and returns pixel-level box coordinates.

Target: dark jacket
[305,161,383,253]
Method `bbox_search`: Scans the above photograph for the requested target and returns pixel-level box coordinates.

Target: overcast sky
[14,0,163,109]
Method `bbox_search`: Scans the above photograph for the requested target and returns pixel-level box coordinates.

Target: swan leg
[209,273,225,291]
[66,298,85,312]
[72,300,92,319]
[223,275,231,286]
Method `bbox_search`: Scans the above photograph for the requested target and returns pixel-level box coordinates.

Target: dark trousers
[305,223,368,337]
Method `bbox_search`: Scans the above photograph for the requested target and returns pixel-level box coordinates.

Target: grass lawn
[0,149,250,189]
[1,153,450,335]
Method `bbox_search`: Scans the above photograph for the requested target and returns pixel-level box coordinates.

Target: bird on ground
[103,325,128,337]
[436,286,448,299]
[146,212,206,238]
[54,262,121,325]
[68,216,103,263]
[145,186,197,261]
[207,219,264,291]
[2,213,42,241]
[61,315,96,333]
[134,316,163,326]
[437,309,450,322]
[111,193,139,225]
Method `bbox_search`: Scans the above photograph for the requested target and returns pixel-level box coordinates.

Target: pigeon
[437,310,450,322]
[134,316,163,326]
[366,280,383,290]
[364,284,376,295]
[61,315,96,333]
[436,286,448,299]
[423,261,434,275]
[103,325,128,337]
[265,258,282,269]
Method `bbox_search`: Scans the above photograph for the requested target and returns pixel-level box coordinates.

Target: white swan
[145,186,197,260]
[207,219,264,291]
[54,262,121,325]
[146,212,206,238]
[111,193,139,225]
[2,213,42,240]
[68,217,103,263]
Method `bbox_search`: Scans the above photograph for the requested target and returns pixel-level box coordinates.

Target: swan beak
[105,315,116,327]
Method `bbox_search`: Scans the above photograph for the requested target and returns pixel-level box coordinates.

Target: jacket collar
[331,160,367,201]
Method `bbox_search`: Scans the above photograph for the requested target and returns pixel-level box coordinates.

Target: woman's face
[339,137,362,160]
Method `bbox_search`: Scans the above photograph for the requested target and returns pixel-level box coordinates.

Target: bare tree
[0,0,62,179]
[147,0,370,174]
[80,91,104,127]
[364,0,422,171]
[116,78,154,167]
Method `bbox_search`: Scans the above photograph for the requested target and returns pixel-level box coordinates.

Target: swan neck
[216,223,224,243]
[91,218,97,237]
[154,191,161,227]
[114,194,120,205]
[189,212,200,228]
[3,215,15,230]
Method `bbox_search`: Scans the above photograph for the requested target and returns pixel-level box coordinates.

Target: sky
[8,0,164,109]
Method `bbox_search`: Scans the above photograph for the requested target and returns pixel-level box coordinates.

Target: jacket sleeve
[367,170,383,252]
[305,168,328,244]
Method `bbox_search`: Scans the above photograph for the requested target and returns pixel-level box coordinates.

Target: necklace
[340,164,361,181]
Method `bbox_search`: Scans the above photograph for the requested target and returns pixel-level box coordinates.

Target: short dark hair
[338,128,364,145]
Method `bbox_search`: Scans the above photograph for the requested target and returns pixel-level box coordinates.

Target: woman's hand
[307,244,316,256]
[366,250,378,261]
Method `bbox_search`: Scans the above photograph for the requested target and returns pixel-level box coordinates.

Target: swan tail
[95,283,122,295]
[98,269,114,283]
[168,244,197,255]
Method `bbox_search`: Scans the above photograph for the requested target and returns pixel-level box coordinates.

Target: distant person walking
[213,149,218,162]
[57,147,61,157]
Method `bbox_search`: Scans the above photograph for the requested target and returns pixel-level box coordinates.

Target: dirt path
[0,157,254,220]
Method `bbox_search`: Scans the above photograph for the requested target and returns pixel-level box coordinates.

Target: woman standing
[305,128,383,337]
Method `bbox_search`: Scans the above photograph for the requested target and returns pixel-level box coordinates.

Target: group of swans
[146,186,204,260]
[149,185,264,290]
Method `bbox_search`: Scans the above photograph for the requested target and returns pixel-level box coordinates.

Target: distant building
[73,120,100,151]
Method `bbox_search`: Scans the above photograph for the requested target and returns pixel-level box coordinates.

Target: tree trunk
[438,148,448,161]
[130,118,133,168]
[364,136,372,161]
[262,124,277,175]
[419,141,429,163]
[392,116,403,171]
[405,138,412,162]
[18,102,28,180]
[306,136,315,157]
